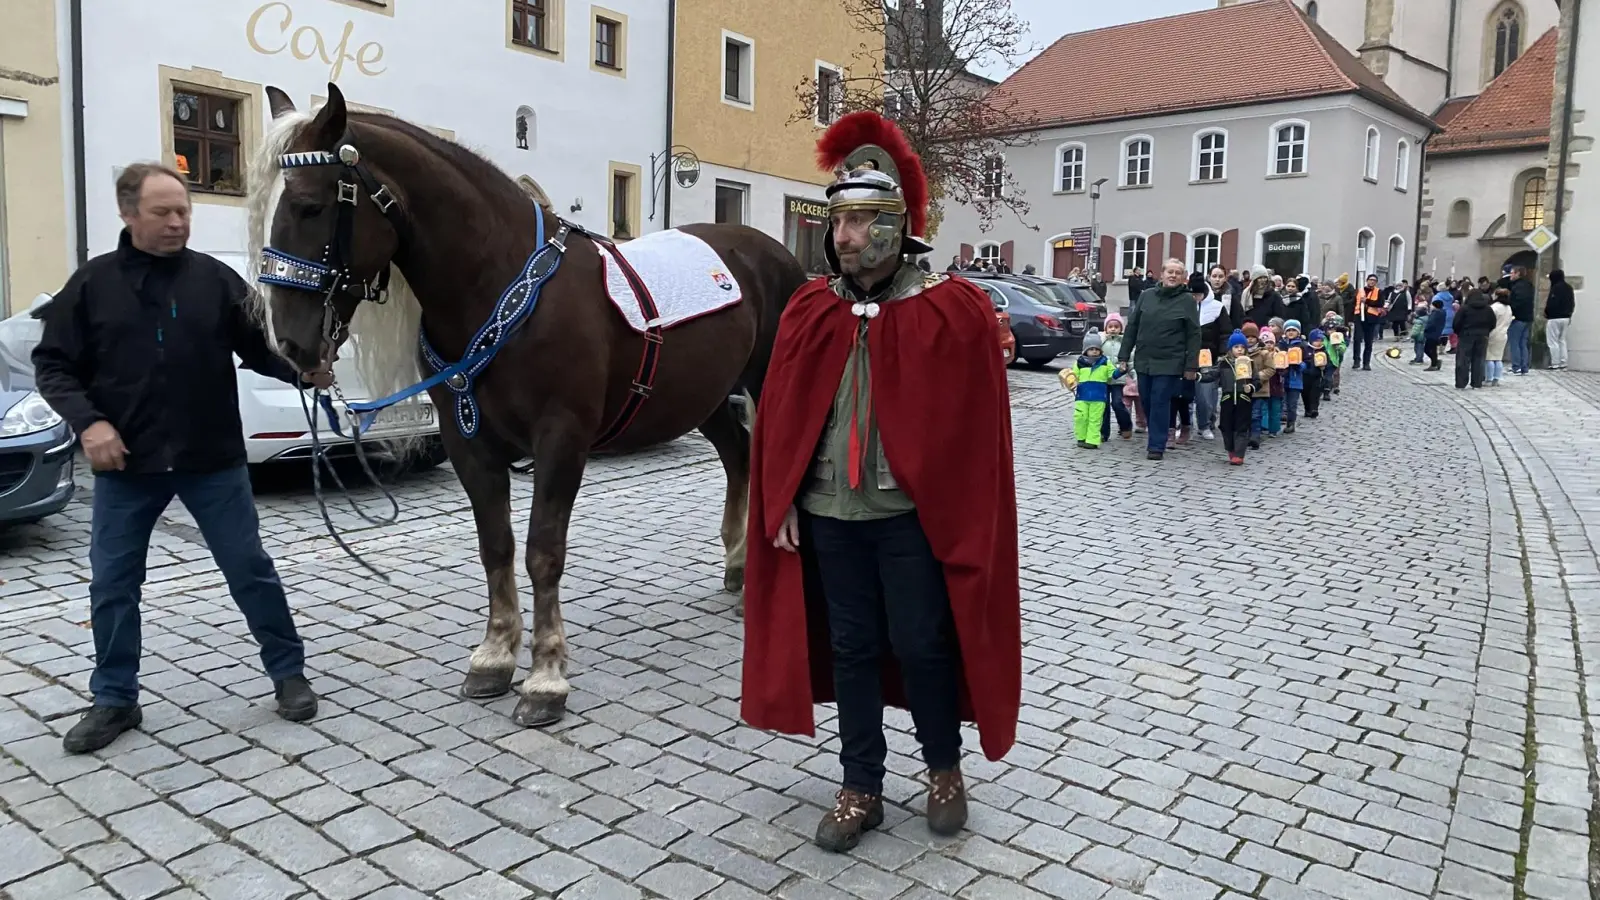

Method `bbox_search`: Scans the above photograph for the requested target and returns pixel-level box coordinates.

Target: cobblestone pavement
[1,352,1596,900]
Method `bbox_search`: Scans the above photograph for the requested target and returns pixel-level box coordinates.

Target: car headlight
[0,393,64,438]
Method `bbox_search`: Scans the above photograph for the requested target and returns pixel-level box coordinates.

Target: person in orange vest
[1351,274,1384,371]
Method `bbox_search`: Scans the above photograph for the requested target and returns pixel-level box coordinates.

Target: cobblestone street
[1,355,1596,900]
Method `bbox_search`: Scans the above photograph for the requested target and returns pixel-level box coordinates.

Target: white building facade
[76,0,670,269]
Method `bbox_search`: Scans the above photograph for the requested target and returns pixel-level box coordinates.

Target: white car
[4,289,443,469]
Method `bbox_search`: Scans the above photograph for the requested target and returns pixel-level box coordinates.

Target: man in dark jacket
[1545,269,1575,370]
[32,163,328,754]
[1117,258,1200,461]
[1453,289,1496,388]
[1507,266,1536,375]
[1124,268,1148,312]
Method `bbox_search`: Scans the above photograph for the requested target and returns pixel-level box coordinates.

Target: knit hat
[1296,275,1310,291]
[1309,329,1326,342]
[1242,322,1260,339]
[1261,329,1278,344]
[1081,328,1103,352]
[1269,317,1285,332]
[1284,319,1302,333]
[1227,330,1248,350]
[1250,264,1271,280]
[1104,312,1124,329]
[1188,272,1208,294]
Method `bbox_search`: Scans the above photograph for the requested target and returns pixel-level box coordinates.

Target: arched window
[1363,127,1380,180]
[1387,236,1405,282]
[1306,0,1319,21]
[1119,234,1148,277]
[1491,2,1524,78]
[515,105,535,151]
[1447,199,1472,237]
[1194,129,1227,182]
[1056,143,1085,193]
[1394,140,1410,190]
[1520,173,1547,231]
[1190,231,1222,274]
[1270,120,1308,175]
[517,175,553,210]
[1356,229,1375,279]
[975,242,1001,263]
[1121,136,1153,187]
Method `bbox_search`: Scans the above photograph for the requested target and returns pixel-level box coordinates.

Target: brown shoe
[815,788,884,853]
[927,767,968,836]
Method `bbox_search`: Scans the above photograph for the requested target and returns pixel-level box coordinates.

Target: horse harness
[257,140,664,453]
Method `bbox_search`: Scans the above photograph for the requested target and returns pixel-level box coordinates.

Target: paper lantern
[1198,349,1213,367]
[1288,347,1303,365]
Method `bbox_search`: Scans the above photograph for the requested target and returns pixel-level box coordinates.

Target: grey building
[937,0,1438,287]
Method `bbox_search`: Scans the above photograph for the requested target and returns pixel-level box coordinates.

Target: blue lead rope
[334,212,563,438]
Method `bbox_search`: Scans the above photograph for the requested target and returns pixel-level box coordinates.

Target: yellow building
[668,0,878,275]
[0,0,72,316]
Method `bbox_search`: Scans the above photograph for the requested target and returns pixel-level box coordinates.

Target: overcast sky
[971,0,1214,81]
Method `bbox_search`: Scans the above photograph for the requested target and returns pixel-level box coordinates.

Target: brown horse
[248,84,805,727]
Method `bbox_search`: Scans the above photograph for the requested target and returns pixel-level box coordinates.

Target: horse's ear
[307,82,347,144]
[265,86,297,120]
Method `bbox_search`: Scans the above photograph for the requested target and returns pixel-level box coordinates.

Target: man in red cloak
[740,111,1021,853]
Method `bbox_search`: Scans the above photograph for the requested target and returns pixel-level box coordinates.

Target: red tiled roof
[1429,28,1557,156]
[984,0,1434,132]
[1432,96,1476,129]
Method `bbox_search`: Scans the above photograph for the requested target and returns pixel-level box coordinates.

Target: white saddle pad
[597,229,744,333]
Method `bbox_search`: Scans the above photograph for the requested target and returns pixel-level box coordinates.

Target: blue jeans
[1101,388,1131,440]
[1486,360,1504,382]
[1194,381,1219,432]
[802,511,961,795]
[1251,397,1283,436]
[1508,320,1531,373]
[1284,388,1300,425]
[89,466,304,707]
[1137,373,1181,453]
[1413,339,1425,362]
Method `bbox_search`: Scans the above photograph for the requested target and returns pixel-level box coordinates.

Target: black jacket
[1509,278,1536,323]
[1454,293,1497,337]
[1546,271,1575,319]
[32,230,304,474]
[1235,288,1285,327]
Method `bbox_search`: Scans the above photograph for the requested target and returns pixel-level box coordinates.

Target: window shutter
[1099,235,1116,280]
[959,243,974,262]
[1221,229,1239,271]
[1148,233,1164,269]
[1000,241,1015,269]
[1169,233,1187,268]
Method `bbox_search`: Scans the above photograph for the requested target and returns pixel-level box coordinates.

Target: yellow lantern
[1314,351,1328,367]
[1198,349,1213,367]
[1233,358,1252,381]
[1330,332,1344,345]
[1058,369,1078,391]
[1288,346,1303,365]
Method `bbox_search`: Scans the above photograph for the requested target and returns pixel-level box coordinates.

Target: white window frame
[1355,228,1376,279]
[713,179,749,226]
[1189,229,1222,275]
[1268,119,1310,176]
[1055,141,1086,193]
[974,241,1002,262]
[980,153,1005,199]
[1252,223,1311,270]
[1394,139,1410,191]
[1192,128,1228,182]
[1120,135,1153,187]
[1118,232,1149,278]
[1363,126,1380,181]
[814,59,845,126]
[1387,234,1406,282]
[721,30,755,110]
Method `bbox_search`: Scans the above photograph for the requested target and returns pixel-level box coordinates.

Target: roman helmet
[815,111,934,274]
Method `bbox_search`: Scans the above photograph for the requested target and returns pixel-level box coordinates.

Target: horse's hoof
[461,670,514,699]
[724,567,745,594]
[513,693,567,727]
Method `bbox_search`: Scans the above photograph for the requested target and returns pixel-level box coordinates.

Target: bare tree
[792,0,1040,237]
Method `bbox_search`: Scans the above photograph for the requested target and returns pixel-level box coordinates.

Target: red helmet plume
[816,111,929,239]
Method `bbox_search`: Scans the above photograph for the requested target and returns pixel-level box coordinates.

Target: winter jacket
[32,230,305,475]
[1283,338,1310,391]
[1546,271,1575,319]
[1235,288,1285,327]
[1424,308,1447,343]
[1386,287,1412,322]
[1100,335,1125,383]
[1217,353,1258,402]
[1198,292,1233,359]
[1071,355,1115,404]
[1355,286,1385,322]
[1118,282,1201,376]
[1454,293,1497,337]
[1509,278,1535,322]
[1488,302,1513,359]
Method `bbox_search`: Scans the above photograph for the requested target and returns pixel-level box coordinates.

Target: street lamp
[1089,178,1109,275]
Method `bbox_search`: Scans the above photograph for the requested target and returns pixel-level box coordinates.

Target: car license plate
[372,404,434,429]
[1069,321,1085,334]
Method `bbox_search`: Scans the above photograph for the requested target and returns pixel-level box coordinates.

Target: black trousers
[1455,333,1488,388]
[1301,381,1322,418]
[1219,398,1251,458]
[804,511,962,795]
[1424,338,1441,367]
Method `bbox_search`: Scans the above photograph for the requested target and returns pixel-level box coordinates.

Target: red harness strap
[592,242,664,451]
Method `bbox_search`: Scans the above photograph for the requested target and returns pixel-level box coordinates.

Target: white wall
[1422,148,1545,277]
[78,0,670,260]
[1453,0,1562,97]
[669,162,826,238]
[1561,0,1597,371]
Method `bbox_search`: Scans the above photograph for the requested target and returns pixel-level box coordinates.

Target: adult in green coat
[1115,258,1201,460]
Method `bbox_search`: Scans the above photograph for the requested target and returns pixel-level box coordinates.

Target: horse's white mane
[245,109,424,401]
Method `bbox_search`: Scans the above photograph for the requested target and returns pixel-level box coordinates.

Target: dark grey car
[0,315,76,524]
[964,277,1080,367]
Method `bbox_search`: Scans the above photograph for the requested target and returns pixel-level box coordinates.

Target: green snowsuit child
[1069,330,1115,449]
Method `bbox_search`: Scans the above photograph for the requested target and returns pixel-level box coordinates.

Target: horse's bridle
[257,141,412,353]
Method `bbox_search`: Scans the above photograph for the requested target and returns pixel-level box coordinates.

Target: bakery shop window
[784,196,830,276]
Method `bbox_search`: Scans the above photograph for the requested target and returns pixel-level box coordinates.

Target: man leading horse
[739,112,1022,853]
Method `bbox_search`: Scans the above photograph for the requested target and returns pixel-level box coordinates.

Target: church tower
[1219,0,1558,115]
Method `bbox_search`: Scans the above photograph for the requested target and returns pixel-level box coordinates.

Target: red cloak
[740,274,1021,763]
